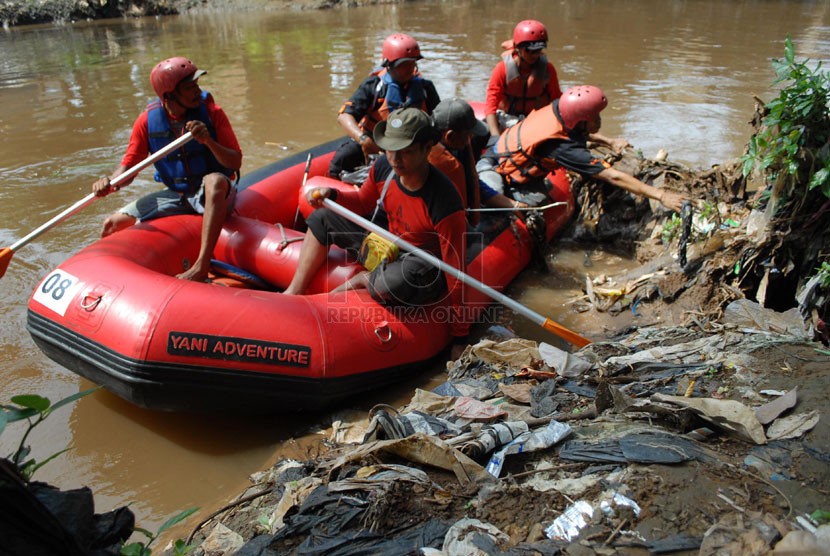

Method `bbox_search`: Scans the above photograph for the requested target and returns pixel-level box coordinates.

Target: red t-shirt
[338,156,470,338]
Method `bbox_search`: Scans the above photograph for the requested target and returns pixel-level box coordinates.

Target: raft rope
[275,223,305,251]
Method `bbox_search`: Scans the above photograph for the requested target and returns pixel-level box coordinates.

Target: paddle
[467,201,567,213]
[292,153,313,228]
[0,131,194,278]
[319,195,592,348]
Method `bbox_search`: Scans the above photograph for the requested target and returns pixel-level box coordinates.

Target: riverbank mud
[181,335,829,555]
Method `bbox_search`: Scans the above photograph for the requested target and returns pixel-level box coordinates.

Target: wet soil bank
[0,0,394,27]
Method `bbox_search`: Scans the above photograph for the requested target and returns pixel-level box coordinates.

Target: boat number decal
[32,269,83,317]
[167,331,311,367]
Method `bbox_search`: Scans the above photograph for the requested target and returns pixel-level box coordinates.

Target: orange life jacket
[429,142,481,225]
[499,52,551,116]
[358,68,428,133]
[494,103,570,184]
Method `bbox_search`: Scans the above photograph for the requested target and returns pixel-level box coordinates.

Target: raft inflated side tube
[213,215,363,293]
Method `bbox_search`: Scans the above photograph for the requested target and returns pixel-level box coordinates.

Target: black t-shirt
[340,74,441,119]
[534,134,608,176]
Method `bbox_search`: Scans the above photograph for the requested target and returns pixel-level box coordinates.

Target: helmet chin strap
[163,92,187,117]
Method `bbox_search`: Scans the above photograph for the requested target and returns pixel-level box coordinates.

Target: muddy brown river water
[0,0,828,538]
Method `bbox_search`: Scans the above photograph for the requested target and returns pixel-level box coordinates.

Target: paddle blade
[542,318,592,348]
[0,247,13,278]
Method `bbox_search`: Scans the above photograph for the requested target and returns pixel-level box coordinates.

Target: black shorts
[306,208,447,306]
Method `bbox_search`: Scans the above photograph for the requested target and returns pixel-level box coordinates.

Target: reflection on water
[0,0,828,535]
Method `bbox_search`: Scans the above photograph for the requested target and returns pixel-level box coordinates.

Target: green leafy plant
[661,213,682,244]
[1,388,99,480]
[741,36,830,201]
[699,201,717,221]
[816,261,830,289]
[810,509,830,525]
[256,511,275,534]
[120,507,199,556]
[2,390,197,554]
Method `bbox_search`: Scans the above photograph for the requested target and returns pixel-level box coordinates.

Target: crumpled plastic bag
[654,393,768,444]
[362,409,463,442]
[457,421,529,460]
[441,517,510,556]
[0,459,135,556]
[485,420,571,477]
[539,342,593,378]
[723,298,811,340]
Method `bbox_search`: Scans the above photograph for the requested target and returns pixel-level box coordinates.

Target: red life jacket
[494,103,570,184]
[358,68,428,133]
[499,52,551,116]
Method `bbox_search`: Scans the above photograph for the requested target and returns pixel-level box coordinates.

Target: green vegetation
[1,389,196,554]
[817,261,830,289]
[0,0,178,26]
[121,508,199,556]
[810,509,830,525]
[699,201,717,221]
[1,388,99,480]
[741,36,830,202]
[660,213,682,244]
[736,36,830,313]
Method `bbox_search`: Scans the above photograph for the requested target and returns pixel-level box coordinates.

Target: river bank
[0,0,395,27]
[182,332,830,556]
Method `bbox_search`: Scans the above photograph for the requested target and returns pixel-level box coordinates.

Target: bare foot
[176,266,209,282]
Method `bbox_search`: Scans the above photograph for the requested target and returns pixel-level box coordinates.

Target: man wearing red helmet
[92,57,242,282]
[491,85,688,212]
[483,20,628,155]
[484,19,563,138]
[329,33,441,179]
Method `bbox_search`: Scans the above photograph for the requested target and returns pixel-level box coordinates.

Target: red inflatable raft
[27,137,574,412]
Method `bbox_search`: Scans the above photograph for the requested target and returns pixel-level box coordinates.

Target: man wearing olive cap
[286,107,469,360]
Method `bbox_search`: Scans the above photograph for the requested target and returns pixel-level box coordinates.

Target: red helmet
[513,19,548,48]
[558,85,608,129]
[150,57,204,99]
[382,33,423,67]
